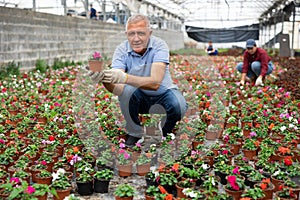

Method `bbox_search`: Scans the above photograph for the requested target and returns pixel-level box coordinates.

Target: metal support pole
[33,0,36,11]
[291,3,296,57]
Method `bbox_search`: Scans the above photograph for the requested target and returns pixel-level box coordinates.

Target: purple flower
[250,131,256,137]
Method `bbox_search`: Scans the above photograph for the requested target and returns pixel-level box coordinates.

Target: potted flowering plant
[76,171,93,195]
[32,183,57,199]
[240,187,265,199]
[51,169,72,200]
[114,183,136,200]
[88,51,104,72]
[274,186,298,199]
[93,168,114,193]
[224,175,246,199]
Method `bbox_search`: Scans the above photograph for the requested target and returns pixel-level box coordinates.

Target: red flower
[284,158,293,166]
[48,135,55,141]
[159,185,167,194]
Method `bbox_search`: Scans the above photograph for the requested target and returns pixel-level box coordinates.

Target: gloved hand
[255,76,264,86]
[240,79,245,86]
[102,69,128,84]
[85,66,105,83]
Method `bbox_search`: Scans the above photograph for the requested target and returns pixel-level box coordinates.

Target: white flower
[202,164,209,170]
[168,133,175,140]
[211,177,215,186]
[52,172,59,181]
[273,170,280,176]
[57,168,66,175]
[280,126,286,132]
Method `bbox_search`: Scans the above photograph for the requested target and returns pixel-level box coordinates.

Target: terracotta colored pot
[88,60,104,72]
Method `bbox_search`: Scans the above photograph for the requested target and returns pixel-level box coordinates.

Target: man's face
[126,20,152,55]
[247,46,257,54]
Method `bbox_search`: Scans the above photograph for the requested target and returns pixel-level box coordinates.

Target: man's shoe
[125,135,144,148]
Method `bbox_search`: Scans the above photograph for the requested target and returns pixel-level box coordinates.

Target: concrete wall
[0,7,184,69]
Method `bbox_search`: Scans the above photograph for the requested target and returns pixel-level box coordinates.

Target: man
[89,14,187,147]
[89,4,97,20]
[205,41,218,56]
[236,39,274,86]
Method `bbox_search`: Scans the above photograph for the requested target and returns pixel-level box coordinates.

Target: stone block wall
[0,7,184,70]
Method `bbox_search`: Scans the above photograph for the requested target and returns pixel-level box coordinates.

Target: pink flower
[123,152,130,159]
[10,177,20,184]
[92,51,102,60]
[24,186,35,194]
[136,143,142,148]
[222,149,229,155]
[119,149,125,154]
[232,167,240,174]
[0,139,5,144]
[119,143,126,148]
[54,102,61,107]
[41,160,47,165]
[227,176,240,191]
[250,132,256,137]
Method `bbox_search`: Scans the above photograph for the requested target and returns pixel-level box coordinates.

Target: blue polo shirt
[111,36,177,96]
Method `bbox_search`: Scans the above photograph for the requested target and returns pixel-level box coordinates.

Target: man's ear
[149,30,153,36]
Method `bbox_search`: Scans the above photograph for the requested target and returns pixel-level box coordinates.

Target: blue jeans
[118,85,187,138]
[236,61,274,78]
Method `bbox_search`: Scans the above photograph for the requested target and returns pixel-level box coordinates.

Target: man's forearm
[103,83,123,96]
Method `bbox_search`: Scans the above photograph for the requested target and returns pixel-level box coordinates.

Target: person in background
[236,39,274,86]
[89,4,97,20]
[205,41,218,56]
[88,14,187,148]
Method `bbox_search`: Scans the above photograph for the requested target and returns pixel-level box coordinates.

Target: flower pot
[175,183,187,199]
[76,180,93,196]
[115,196,134,200]
[53,187,72,200]
[224,187,244,200]
[145,194,156,200]
[271,175,285,191]
[94,178,110,193]
[117,162,133,177]
[136,162,151,176]
[192,140,204,149]
[253,181,275,200]
[88,60,104,72]
[205,131,218,140]
[36,194,48,200]
[35,174,52,185]
[274,191,298,200]
[242,149,257,160]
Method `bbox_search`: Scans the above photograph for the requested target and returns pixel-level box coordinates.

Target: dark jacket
[242,48,271,76]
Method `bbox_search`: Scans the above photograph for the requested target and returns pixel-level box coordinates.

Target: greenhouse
[0,0,300,200]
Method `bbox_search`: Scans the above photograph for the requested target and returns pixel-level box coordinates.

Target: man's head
[125,14,152,55]
[246,39,257,54]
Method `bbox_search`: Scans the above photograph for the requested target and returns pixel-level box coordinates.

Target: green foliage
[35,59,48,73]
[114,183,136,197]
[0,61,20,80]
[51,58,72,70]
[145,185,160,197]
[76,171,93,182]
[241,187,265,199]
[93,168,114,180]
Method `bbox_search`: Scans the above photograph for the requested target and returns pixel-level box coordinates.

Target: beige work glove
[88,71,105,83]
[255,76,264,86]
[240,79,245,86]
[102,69,128,84]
